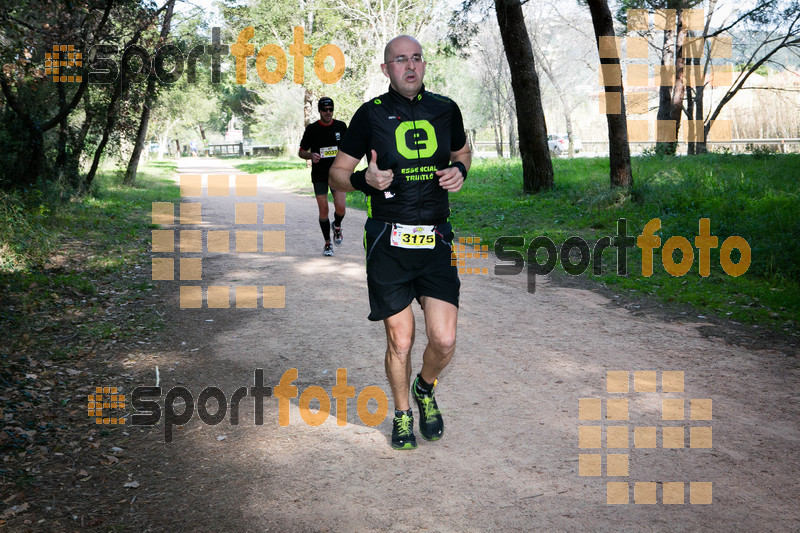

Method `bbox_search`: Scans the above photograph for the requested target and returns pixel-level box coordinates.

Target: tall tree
[124,0,176,185]
[0,0,113,188]
[617,0,790,155]
[84,1,171,190]
[587,0,633,187]
[700,0,800,152]
[494,0,553,193]
[474,29,514,158]
[526,3,589,158]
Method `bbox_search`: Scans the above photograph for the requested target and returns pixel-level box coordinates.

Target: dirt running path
[125,158,798,531]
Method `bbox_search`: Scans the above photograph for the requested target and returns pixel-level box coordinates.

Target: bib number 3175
[390,224,436,249]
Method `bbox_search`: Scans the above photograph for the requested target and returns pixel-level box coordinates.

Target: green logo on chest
[395,120,438,159]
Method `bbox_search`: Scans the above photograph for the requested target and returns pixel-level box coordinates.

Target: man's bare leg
[331,190,346,245]
[419,296,458,384]
[315,193,330,221]
[332,190,346,220]
[411,296,456,441]
[383,305,415,411]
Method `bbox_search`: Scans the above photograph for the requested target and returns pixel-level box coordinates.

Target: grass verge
[236,153,798,332]
[0,161,180,527]
[450,153,799,330]
[1,161,180,360]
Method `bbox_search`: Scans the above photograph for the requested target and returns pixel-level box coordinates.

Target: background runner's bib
[390,224,436,249]
[320,146,338,158]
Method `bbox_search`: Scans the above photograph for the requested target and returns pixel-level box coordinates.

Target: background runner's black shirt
[299,119,347,182]
[339,85,467,225]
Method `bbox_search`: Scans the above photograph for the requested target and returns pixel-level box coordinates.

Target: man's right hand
[365,149,394,191]
[311,152,321,164]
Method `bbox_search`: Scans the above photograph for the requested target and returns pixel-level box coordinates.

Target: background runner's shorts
[363,217,460,321]
[313,181,336,196]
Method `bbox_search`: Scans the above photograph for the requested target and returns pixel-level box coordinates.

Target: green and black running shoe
[413,375,444,440]
[391,410,417,450]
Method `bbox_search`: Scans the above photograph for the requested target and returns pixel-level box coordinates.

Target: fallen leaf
[1,502,30,519]
[123,481,139,489]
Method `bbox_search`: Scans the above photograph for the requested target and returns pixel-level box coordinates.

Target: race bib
[320,146,338,158]
[390,224,436,249]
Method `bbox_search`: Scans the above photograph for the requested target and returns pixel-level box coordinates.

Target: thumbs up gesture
[365,149,395,191]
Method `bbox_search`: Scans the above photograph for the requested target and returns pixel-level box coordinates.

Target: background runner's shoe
[391,411,417,450]
[323,242,334,256]
[413,376,444,440]
[333,225,343,246]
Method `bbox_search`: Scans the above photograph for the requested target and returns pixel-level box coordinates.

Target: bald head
[384,35,423,63]
[381,35,426,98]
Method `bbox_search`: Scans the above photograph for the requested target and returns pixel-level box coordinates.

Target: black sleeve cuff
[451,161,467,181]
[350,169,378,195]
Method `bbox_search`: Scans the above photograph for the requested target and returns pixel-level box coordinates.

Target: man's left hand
[436,166,464,192]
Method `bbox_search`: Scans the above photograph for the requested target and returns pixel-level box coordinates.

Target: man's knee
[428,328,456,355]
[387,335,414,359]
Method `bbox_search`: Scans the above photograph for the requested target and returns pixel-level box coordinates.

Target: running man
[329,35,470,449]
[299,97,348,256]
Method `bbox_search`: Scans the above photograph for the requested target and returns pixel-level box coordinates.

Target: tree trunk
[694,83,707,153]
[84,7,159,190]
[56,83,69,180]
[75,91,94,161]
[124,0,176,185]
[507,106,517,158]
[587,0,632,188]
[669,10,687,153]
[494,0,553,193]
[0,0,113,188]
[492,107,503,157]
[497,110,505,158]
[304,88,313,127]
[566,114,575,158]
[85,78,125,190]
[530,34,576,158]
[656,26,676,154]
[686,86,695,155]
[124,102,152,185]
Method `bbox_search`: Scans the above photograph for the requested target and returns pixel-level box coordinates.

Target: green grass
[450,154,799,328]
[0,162,180,353]
[234,156,370,208]
[234,157,312,192]
[1,163,180,273]
[238,153,799,330]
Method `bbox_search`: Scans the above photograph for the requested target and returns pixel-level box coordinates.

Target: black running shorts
[363,217,460,321]
[313,181,337,196]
